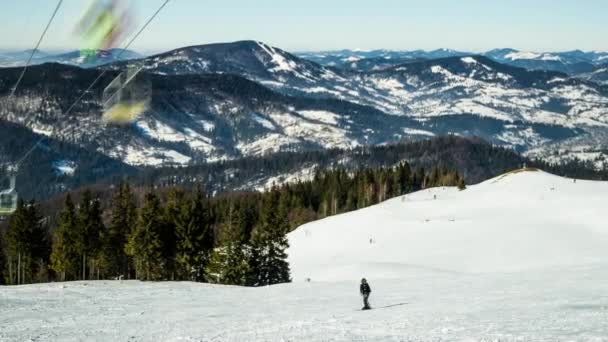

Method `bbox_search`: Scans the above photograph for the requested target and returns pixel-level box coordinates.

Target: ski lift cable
[53,59,146,142]
[51,0,170,140]
[9,0,64,98]
[11,0,172,171]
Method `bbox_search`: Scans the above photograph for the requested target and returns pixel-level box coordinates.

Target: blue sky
[1,0,607,53]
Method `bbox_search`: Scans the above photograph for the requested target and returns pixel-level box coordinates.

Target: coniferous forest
[0,163,465,286]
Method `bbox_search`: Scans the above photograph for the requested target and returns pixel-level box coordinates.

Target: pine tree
[76,190,104,280]
[5,199,29,285]
[173,189,199,280]
[51,195,80,281]
[206,198,250,285]
[160,189,181,280]
[2,199,47,284]
[126,192,164,281]
[100,183,136,279]
[249,189,291,286]
[25,200,50,283]
[174,188,215,281]
[0,233,5,285]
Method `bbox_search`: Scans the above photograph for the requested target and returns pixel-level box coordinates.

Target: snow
[505,51,542,60]
[199,121,214,132]
[297,110,340,125]
[251,113,276,130]
[52,160,76,176]
[136,120,186,143]
[136,120,216,154]
[236,133,300,156]
[289,170,608,280]
[461,56,477,64]
[504,51,561,62]
[111,144,192,166]
[31,126,53,136]
[256,42,314,82]
[252,164,318,192]
[267,112,359,150]
[3,171,608,341]
[344,56,362,62]
[403,127,435,137]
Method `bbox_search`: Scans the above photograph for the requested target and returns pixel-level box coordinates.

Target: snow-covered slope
[3,170,608,341]
[289,169,608,281]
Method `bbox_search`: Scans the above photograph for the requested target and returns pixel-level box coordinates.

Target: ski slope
[2,169,608,341]
[289,169,608,281]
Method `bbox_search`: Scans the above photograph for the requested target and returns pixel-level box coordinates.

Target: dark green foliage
[126,192,165,281]
[2,199,49,284]
[141,136,608,197]
[173,188,214,281]
[0,233,4,285]
[249,189,291,286]
[75,190,104,280]
[50,195,80,281]
[206,198,253,285]
[100,183,137,279]
[5,161,467,286]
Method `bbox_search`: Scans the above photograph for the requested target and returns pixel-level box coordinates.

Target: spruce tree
[101,183,136,279]
[5,199,31,285]
[172,188,216,281]
[51,195,80,281]
[6,199,45,284]
[0,233,5,285]
[161,189,182,280]
[249,189,291,286]
[126,192,164,281]
[25,200,50,283]
[206,198,250,285]
[76,190,104,280]
[173,189,204,281]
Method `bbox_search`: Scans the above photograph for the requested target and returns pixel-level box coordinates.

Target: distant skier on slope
[360,278,372,310]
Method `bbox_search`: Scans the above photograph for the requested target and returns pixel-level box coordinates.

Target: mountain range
[1,40,607,198]
[297,48,608,78]
[0,49,141,68]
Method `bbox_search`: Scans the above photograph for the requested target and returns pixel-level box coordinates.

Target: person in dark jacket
[360,278,372,309]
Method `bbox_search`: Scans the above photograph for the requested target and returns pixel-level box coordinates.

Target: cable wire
[9,0,63,98]
[3,0,171,191]
[14,0,171,170]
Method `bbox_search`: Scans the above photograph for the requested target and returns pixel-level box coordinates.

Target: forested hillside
[0,162,464,286]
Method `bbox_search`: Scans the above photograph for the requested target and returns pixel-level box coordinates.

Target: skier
[360,278,372,310]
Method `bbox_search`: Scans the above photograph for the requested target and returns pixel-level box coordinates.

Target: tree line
[0,163,464,286]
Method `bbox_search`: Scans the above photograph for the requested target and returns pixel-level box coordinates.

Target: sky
[1,0,607,54]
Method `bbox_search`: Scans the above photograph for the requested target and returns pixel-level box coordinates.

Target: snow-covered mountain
[2,41,608,170]
[484,48,608,75]
[300,47,608,76]
[0,49,141,68]
[3,170,608,341]
[577,66,608,85]
[121,42,608,163]
[296,48,468,71]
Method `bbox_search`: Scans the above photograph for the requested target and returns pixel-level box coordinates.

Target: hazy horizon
[2,42,608,57]
[2,0,608,53]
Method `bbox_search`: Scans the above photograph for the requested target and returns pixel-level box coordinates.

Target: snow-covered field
[2,170,608,341]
